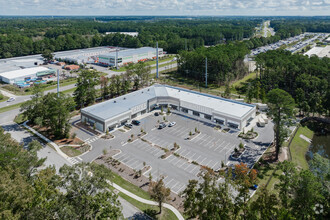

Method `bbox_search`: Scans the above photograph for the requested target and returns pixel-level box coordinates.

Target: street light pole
[57,69,60,98]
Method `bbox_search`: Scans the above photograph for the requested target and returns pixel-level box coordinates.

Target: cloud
[0,0,329,15]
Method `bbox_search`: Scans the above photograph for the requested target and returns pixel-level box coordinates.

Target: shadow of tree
[144,208,159,218]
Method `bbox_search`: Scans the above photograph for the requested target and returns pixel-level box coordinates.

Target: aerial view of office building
[81,84,256,132]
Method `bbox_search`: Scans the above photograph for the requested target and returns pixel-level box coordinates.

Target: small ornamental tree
[149,177,171,214]
[239,142,244,149]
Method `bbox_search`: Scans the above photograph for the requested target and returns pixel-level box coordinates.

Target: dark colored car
[132,120,140,125]
[250,184,258,190]
[158,123,166,129]
[154,112,159,116]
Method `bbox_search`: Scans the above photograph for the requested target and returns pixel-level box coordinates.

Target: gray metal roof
[101,47,162,58]
[82,85,255,122]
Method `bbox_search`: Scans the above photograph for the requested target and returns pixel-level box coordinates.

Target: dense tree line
[75,63,150,111]
[20,85,75,138]
[182,159,329,219]
[0,128,122,219]
[1,17,329,59]
[253,50,330,116]
[177,42,250,86]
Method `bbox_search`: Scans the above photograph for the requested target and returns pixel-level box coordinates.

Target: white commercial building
[54,46,121,64]
[98,47,164,67]
[105,32,139,37]
[0,66,56,84]
[81,85,256,132]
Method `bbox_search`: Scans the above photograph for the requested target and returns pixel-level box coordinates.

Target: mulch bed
[75,122,101,135]
[95,150,185,212]
[30,124,84,145]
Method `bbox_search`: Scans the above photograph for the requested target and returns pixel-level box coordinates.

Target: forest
[1,16,329,59]
[254,50,330,117]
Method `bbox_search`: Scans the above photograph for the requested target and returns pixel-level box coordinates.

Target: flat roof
[0,66,51,80]
[82,85,255,122]
[100,47,162,58]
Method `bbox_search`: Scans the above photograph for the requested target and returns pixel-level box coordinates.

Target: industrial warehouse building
[81,85,256,132]
[98,47,164,67]
[0,66,56,85]
[54,46,120,64]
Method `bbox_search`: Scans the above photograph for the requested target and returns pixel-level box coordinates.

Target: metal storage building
[81,84,256,132]
[0,66,56,84]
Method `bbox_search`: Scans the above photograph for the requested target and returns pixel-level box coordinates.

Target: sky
[0,0,329,16]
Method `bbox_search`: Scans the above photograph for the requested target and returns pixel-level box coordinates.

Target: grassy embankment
[111,55,175,72]
[1,78,77,96]
[110,171,178,220]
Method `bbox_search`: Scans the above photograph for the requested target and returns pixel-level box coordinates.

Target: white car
[168,122,176,127]
[7,97,15,102]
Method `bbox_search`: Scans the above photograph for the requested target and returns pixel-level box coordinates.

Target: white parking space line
[173,158,182,165]
[192,155,201,161]
[177,161,186,168]
[177,184,186,193]
[171,181,180,189]
[165,179,175,187]
[199,157,206,165]
[211,161,219,169]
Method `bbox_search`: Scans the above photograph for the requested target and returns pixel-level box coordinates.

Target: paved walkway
[112,183,184,220]
[300,134,312,143]
[22,121,77,164]
[22,120,184,219]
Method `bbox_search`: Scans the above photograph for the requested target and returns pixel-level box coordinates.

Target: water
[304,120,330,161]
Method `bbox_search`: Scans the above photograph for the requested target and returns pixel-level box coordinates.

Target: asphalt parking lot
[73,111,274,194]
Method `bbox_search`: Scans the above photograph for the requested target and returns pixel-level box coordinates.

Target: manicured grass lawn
[0,102,25,113]
[60,146,82,157]
[289,125,314,169]
[119,192,178,220]
[101,166,179,219]
[0,96,9,103]
[42,79,77,91]
[111,172,151,200]
[151,61,177,70]
[1,78,77,96]
[14,113,27,124]
[62,87,77,94]
[111,56,175,72]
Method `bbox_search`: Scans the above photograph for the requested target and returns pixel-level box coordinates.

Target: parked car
[132,120,140,125]
[250,184,258,190]
[7,97,15,102]
[168,121,176,127]
[154,112,159,116]
[125,123,133,128]
[158,123,166,129]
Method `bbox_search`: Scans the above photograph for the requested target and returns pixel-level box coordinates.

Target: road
[0,108,147,219]
[0,83,76,108]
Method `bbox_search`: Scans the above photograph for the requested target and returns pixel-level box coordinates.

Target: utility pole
[115,48,119,70]
[185,39,187,51]
[57,69,60,97]
[156,42,159,79]
[205,57,208,88]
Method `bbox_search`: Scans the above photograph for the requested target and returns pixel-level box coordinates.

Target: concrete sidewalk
[22,121,76,165]
[112,182,184,220]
